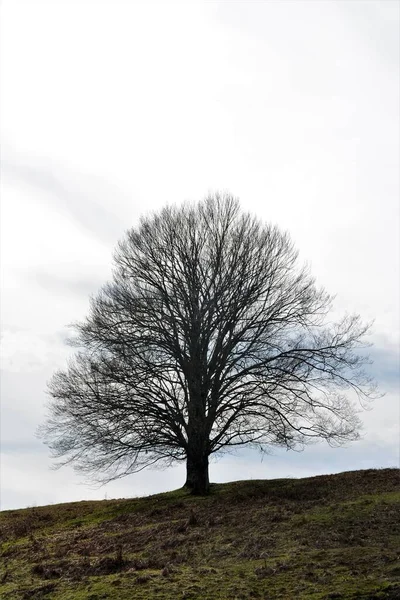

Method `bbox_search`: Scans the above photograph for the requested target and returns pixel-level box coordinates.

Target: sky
[1,0,399,511]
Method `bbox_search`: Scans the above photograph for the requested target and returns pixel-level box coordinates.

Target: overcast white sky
[1,0,399,511]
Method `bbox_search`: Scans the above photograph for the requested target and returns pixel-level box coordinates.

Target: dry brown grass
[0,468,399,599]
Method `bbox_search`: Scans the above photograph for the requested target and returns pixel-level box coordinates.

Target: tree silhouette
[41,194,376,494]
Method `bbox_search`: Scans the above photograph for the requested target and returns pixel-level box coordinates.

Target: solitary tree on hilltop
[41,194,377,495]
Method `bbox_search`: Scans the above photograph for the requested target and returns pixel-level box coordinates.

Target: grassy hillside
[0,468,399,599]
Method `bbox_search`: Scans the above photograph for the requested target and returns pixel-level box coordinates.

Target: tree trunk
[184,453,210,495]
[185,362,209,494]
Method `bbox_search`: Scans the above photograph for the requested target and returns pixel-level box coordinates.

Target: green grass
[0,468,399,599]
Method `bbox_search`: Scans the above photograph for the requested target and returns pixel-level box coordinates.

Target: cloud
[366,343,400,392]
[1,146,133,247]
[0,329,71,374]
[337,0,400,68]
[26,270,105,299]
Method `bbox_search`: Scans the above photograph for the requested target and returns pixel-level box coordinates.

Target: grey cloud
[220,440,399,474]
[216,0,399,65]
[1,147,133,246]
[29,270,106,299]
[1,439,47,455]
[337,0,400,69]
[360,342,400,392]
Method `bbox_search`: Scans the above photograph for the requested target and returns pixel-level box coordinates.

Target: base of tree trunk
[184,480,210,495]
[184,455,210,495]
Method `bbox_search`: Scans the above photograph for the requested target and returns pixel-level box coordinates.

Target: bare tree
[40,194,377,495]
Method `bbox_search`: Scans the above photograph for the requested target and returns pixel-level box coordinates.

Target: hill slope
[0,468,399,599]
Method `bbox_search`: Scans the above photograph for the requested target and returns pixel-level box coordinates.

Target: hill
[0,468,399,599]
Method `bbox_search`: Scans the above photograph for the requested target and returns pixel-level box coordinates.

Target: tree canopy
[41,194,377,494]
